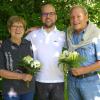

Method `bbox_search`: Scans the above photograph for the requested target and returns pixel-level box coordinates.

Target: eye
[77,15,81,18]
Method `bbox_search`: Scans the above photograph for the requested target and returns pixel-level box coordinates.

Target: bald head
[41,4,56,14]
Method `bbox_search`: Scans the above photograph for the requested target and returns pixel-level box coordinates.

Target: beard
[44,22,55,28]
[43,18,56,28]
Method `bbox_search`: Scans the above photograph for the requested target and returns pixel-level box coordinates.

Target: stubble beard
[44,22,55,29]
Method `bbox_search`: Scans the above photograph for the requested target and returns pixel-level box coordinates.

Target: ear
[85,14,88,22]
[8,29,11,33]
[55,14,57,21]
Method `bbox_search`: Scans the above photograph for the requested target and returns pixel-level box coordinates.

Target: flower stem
[26,81,30,88]
[64,74,68,100]
[63,64,68,100]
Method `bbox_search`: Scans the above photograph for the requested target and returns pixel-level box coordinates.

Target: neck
[75,23,88,34]
[43,25,55,33]
[75,29,83,34]
[10,37,21,45]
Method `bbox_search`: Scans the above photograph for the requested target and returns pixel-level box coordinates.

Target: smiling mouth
[73,23,80,25]
[15,33,21,34]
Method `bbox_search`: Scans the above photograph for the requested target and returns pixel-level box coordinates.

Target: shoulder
[25,28,42,40]
[26,28,42,37]
[22,39,32,45]
[1,39,10,47]
[56,29,65,38]
[0,39,11,52]
[88,22,100,34]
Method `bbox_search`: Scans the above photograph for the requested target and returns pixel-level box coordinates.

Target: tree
[0,0,100,40]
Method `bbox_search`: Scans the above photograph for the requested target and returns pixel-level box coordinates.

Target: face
[41,5,57,28]
[70,7,88,33]
[9,22,25,39]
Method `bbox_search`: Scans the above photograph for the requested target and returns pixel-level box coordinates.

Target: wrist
[18,74,25,80]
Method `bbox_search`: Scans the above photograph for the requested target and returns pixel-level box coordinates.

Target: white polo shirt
[26,27,65,83]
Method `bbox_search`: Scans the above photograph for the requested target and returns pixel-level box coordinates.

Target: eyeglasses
[11,25,24,29]
[42,12,56,17]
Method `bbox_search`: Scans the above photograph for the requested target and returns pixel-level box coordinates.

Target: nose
[73,16,77,21]
[72,16,79,24]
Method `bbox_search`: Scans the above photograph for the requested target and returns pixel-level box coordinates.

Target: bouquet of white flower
[17,55,41,87]
[59,48,85,69]
[59,48,85,100]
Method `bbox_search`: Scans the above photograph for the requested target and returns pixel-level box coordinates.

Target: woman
[0,16,35,100]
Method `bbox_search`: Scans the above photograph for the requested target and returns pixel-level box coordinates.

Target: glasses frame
[11,25,24,29]
[42,12,56,17]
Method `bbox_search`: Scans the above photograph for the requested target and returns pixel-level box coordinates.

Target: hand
[22,74,33,82]
[25,26,40,34]
[0,40,2,47]
[71,67,86,76]
[0,40,2,44]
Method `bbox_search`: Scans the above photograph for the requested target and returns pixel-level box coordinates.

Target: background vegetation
[0,0,100,40]
[0,0,100,99]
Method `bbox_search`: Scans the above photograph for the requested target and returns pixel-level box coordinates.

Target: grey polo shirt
[0,39,35,94]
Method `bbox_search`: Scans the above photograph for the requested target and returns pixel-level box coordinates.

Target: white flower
[62,50,69,56]
[59,48,84,68]
[72,51,78,56]
[30,62,34,68]
[33,60,41,68]
[59,50,69,60]
[23,56,33,64]
[23,56,41,68]
[18,55,41,76]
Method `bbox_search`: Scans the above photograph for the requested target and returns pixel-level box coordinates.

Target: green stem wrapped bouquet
[59,48,85,100]
[17,55,41,87]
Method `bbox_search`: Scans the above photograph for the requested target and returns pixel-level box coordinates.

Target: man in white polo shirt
[26,3,65,100]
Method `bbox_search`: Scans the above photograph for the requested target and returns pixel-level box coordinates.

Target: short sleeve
[0,47,5,69]
[94,38,100,60]
[25,32,38,59]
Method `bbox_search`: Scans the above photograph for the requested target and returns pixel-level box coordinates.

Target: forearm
[71,60,100,76]
[84,60,100,73]
[0,69,24,80]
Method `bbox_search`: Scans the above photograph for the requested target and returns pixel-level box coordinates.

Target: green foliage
[0,0,100,40]
[0,0,38,40]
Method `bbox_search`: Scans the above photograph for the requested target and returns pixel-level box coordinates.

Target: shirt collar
[73,22,89,35]
[74,28,85,35]
[8,38,27,46]
[41,26,57,36]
